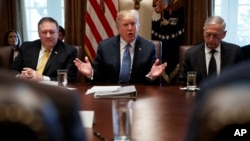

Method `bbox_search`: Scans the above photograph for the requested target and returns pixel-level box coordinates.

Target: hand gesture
[74,56,93,78]
[20,67,43,81]
[149,59,167,80]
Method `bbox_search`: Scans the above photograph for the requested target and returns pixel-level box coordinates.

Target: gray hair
[116,9,140,26]
[204,16,226,31]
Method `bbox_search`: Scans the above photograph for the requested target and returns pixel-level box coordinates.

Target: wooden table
[74,84,196,141]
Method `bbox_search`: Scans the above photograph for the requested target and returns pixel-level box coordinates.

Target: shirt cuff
[87,70,94,80]
[145,73,154,80]
[43,76,50,81]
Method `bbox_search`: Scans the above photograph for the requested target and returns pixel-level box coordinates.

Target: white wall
[119,0,154,40]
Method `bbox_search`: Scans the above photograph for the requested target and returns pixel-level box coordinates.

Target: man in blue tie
[74,9,167,84]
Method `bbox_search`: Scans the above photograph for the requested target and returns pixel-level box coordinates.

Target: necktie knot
[210,49,216,55]
[45,49,51,54]
[125,43,131,49]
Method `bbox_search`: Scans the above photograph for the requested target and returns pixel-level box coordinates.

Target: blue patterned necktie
[119,43,131,83]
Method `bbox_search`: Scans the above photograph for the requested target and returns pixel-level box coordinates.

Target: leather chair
[179,45,194,70]
[150,40,162,63]
[74,46,84,60]
[177,45,194,84]
[0,46,14,70]
[74,46,85,83]
[150,40,167,85]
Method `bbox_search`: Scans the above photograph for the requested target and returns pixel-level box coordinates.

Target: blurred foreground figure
[185,61,250,141]
[0,69,85,141]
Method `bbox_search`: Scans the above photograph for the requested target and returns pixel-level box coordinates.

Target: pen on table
[93,130,108,141]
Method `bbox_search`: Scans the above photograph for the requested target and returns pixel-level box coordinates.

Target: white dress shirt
[205,45,221,75]
[37,46,52,81]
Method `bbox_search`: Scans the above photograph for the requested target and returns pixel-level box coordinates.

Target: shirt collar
[41,45,53,52]
[120,38,136,49]
[205,44,221,53]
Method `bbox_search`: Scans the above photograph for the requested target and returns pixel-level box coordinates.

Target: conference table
[73,84,196,141]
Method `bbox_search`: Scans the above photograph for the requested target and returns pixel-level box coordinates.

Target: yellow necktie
[37,49,50,75]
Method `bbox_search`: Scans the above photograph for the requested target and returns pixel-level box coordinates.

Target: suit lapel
[33,42,42,69]
[112,37,121,74]
[220,43,227,69]
[43,42,61,72]
[132,38,142,72]
[197,45,208,77]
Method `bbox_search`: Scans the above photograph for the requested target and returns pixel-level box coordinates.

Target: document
[86,86,121,95]
[86,85,137,98]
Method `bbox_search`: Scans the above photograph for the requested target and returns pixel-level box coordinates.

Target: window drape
[64,0,86,83]
[184,0,212,45]
[0,0,23,46]
[64,0,86,52]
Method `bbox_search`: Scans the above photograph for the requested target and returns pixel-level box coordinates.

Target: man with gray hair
[179,15,243,86]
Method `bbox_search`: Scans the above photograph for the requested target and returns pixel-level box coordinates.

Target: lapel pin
[54,51,58,54]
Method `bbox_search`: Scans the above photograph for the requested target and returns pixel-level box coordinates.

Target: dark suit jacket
[185,60,250,141]
[241,44,250,60]
[179,41,243,85]
[11,39,77,82]
[0,69,85,141]
[92,35,157,84]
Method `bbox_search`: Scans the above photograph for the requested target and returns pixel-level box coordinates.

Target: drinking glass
[57,69,68,87]
[187,71,197,90]
[112,99,134,141]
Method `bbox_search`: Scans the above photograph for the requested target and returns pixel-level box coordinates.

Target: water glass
[57,69,68,87]
[187,71,197,90]
[112,99,134,141]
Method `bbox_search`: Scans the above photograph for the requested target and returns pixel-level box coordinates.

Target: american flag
[153,0,167,13]
[85,0,118,61]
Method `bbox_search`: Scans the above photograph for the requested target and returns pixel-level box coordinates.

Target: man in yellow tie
[11,17,77,82]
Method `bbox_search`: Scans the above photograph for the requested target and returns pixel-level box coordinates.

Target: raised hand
[74,56,93,78]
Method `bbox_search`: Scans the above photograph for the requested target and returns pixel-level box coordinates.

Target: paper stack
[86,85,137,98]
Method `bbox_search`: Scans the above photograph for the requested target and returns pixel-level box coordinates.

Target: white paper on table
[79,110,94,128]
[85,86,121,95]
[94,85,136,96]
[39,81,58,86]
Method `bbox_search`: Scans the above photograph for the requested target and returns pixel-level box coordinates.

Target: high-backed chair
[74,46,84,60]
[0,46,14,70]
[179,45,194,70]
[150,40,162,63]
[74,46,86,83]
[150,40,167,85]
[177,45,194,84]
